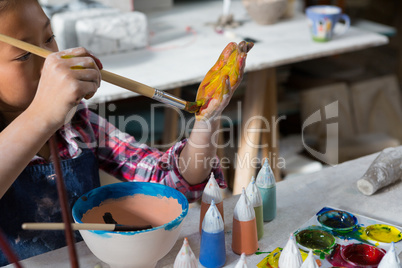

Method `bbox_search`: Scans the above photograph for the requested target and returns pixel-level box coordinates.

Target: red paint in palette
[328,244,385,267]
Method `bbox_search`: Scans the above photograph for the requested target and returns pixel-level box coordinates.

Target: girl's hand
[195,41,253,121]
[31,47,102,127]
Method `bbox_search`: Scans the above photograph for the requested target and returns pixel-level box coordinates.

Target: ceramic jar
[242,0,287,25]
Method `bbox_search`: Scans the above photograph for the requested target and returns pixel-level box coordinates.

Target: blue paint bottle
[256,158,276,222]
[199,200,226,268]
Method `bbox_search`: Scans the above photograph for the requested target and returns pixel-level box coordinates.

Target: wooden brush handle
[101,70,155,98]
[22,222,153,232]
[0,33,156,98]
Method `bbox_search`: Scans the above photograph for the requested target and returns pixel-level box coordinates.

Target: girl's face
[0,0,58,122]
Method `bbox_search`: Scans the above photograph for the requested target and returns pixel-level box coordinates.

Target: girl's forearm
[178,119,221,185]
[0,107,57,198]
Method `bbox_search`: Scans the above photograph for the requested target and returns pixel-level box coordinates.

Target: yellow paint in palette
[359,224,402,244]
[257,247,322,268]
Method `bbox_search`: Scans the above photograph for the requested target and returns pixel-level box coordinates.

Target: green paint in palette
[295,228,336,256]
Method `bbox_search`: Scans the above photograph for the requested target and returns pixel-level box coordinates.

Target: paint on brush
[234,253,248,268]
[246,176,264,240]
[200,173,224,233]
[256,158,276,222]
[199,200,226,268]
[378,242,401,268]
[300,249,319,268]
[173,238,198,268]
[278,234,303,268]
[295,228,336,257]
[232,188,258,255]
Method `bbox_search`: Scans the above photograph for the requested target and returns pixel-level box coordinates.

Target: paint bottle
[378,242,401,268]
[199,199,226,268]
[278,233,303,268]
[234,253,248,268]
[245,176,264,240]
[173,238,198,268]
[256,158,276,222]
[200,173,224,233]
[300,249,319,268]
[232,188,258,255]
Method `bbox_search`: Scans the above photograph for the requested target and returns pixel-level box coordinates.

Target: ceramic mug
[305,5,350,42]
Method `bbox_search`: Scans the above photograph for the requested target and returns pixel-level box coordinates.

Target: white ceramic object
[51,8,120,50]
[233,189,255,222]
[357,147,402,196]
[378,243,401,268]
[173,238,198,268]
[246,177,262,207]
[202,200,224,233]
[75,11,148,55]
[278,234,303,268]
[202,173,223,204]
[242,0,287,25]
[300,249,319,268]
[235,253,248,268]
[256,158,275,188]
[72,182,189,268]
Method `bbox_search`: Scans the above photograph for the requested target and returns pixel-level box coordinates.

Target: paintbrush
[22,222,153,232]
[49,136,79,268]
[0,33,201,113]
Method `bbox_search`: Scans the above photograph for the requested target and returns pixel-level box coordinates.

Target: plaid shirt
[30,103,226,203]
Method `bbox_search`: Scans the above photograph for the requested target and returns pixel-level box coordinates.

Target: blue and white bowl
[73,182,189,268]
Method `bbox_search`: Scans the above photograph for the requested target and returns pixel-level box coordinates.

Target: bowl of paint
[317,209,358,233]
[362,224,402,246]
[340,243,385,267]
[72,182,189,268]
[295,228,336,255]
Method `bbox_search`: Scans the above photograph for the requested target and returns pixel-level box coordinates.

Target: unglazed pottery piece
[242,0,287,25]
[300,250,319,268]
[378,242,401,268]
[357,147,402,196]
[173,238,198,268]
[200,173,224,233]
[234,253,248,268]
[73,182,188,268]
[278,234,303,268]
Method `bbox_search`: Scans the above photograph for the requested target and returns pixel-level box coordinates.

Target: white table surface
[87,0,388,104]
[5,148,402,267]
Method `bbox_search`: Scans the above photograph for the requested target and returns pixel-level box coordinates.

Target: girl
[0,0,250,265]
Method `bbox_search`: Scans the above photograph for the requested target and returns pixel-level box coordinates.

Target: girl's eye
[16,52,32,62]
[46,34,55,44]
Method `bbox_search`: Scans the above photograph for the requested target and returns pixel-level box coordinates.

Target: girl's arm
[178,41,253,185]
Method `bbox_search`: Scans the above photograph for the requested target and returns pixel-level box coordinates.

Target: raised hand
[195,41,253,121]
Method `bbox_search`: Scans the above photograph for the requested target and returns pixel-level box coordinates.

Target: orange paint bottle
[231,189,258,255]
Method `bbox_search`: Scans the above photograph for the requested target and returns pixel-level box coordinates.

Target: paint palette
[257,206,402,267]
